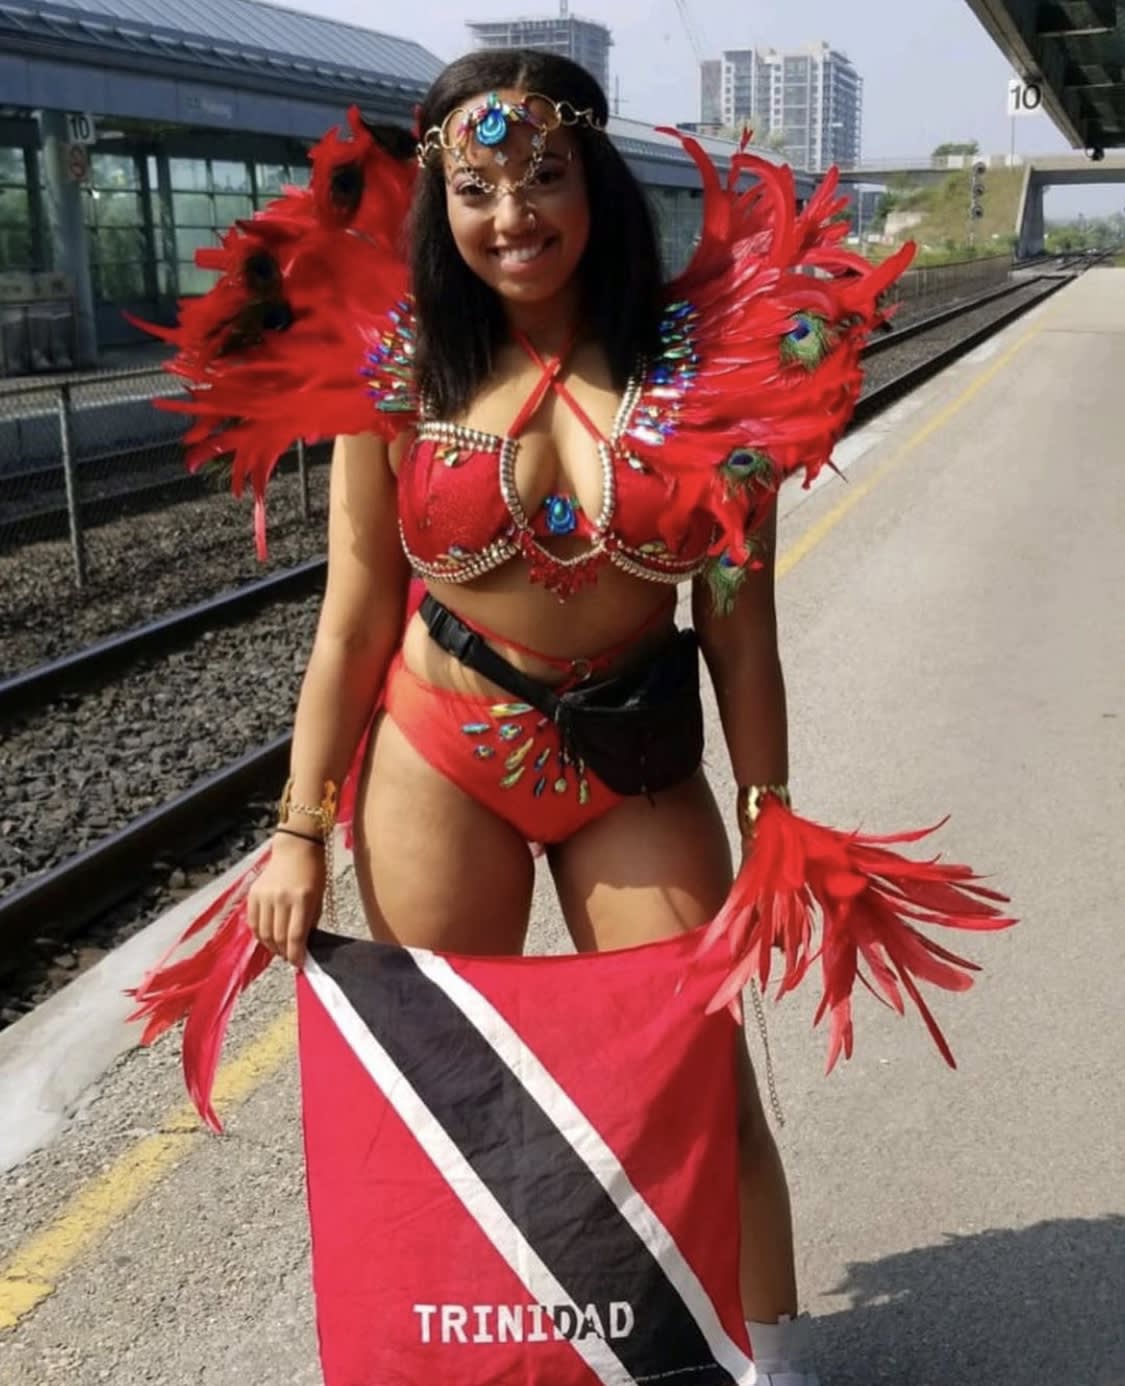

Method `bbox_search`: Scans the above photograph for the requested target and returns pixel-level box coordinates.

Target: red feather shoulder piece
[132,107,418,557]
[634,139,1017,1065]
[623,130,915,610]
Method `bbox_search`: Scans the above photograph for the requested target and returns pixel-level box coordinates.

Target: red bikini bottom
[382,600,675,844]
[384,654,620,843]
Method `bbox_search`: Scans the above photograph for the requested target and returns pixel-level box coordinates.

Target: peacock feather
[704,551,748,617]
[780,312,832,370]
[720,447,775,495]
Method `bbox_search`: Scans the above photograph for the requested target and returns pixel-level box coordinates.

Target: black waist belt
[419,593,704,798]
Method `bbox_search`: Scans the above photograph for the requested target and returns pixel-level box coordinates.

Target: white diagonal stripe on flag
[303,954,638,1386]
[412,949,757,1386]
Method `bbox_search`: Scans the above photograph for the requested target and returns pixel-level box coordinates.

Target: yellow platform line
[0,1010,296,1332]
[778,323,1042,578]
[0,315,1045,1336]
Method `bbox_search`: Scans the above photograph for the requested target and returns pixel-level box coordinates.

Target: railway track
[0,260,1088,998]
[0,256,1099,545]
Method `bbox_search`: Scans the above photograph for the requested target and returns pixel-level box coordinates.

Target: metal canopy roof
[0,0,444,99]
[965,0,1125,149]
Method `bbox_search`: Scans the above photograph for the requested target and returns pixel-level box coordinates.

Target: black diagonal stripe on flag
[309,933,740,1386]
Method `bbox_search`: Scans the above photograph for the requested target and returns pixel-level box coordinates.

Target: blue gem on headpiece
[476,95,509,148]
[787,314,813,341]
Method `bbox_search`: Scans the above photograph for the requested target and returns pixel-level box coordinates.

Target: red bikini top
[397,331,715,597]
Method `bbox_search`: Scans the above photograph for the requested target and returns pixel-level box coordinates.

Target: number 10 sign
[1008,79,1043,117]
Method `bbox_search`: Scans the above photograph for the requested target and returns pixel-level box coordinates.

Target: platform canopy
[0,0,444,106]
[965,0,1125,149]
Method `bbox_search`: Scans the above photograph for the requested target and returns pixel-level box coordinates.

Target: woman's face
[441,89,592,308]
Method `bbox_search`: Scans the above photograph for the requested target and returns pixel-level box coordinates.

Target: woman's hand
[247,834,327,967]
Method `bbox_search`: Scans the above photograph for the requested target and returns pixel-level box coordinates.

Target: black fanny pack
[419,595,704,797]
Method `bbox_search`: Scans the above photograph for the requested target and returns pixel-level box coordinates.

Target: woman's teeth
[495,242,547,264]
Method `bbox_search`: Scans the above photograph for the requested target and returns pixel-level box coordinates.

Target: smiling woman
[128,39,1011,1386]
[411,54,663,419]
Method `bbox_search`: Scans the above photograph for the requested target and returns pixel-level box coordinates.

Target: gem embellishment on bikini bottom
[461,702,591,804]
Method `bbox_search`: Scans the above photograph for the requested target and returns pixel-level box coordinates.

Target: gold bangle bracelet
[736,783,791,836]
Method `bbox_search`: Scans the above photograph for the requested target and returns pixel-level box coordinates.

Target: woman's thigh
[548,769,733,953]
[353,713,534,955]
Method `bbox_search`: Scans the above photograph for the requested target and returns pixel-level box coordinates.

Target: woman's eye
[454,183,487,200]
[533,168,563,187]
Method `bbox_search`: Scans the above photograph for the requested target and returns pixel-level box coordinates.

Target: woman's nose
[492,188,536,235]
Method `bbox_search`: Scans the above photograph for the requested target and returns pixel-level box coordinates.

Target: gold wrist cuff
[737,783,791,836]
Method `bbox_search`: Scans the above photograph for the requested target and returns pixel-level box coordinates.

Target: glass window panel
[93,260,146,301]
[92,226,148,261]
[0,226,32,267]
[89,152,141,190]
[157,262,177,296]
[178,261,219,295]
[286,163,310,188]
[88,190,144,228]
[211,160,250,193]
[255,163,287,198]
[170,157,210,192]
[213,193,253,223]
[175,225,219,258]
[0,187,30,228]
[173,191,213,224]
[0,147,27,184]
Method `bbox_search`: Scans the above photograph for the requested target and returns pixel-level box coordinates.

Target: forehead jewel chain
[417,91,606,191]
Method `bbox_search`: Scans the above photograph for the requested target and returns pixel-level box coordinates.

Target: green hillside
[882,166,1024,258]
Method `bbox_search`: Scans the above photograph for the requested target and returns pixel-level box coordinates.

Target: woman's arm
[283,429,411,828]
[692,506,788,819]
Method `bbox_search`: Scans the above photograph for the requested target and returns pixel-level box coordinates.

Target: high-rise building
[699,60,722,128]
[705,43,862,169]
[468,11,612,95]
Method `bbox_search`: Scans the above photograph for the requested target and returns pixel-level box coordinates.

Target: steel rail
[0,558,328,721]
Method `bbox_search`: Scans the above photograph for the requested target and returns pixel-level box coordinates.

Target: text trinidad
[413,1302,636,1345]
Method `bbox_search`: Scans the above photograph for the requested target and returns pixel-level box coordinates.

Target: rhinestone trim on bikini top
[397,374,714,586]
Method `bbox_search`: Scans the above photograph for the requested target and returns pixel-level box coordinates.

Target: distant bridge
[830,152,1125,256]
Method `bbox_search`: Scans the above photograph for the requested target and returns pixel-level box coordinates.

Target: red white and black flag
[298,929,757,1386]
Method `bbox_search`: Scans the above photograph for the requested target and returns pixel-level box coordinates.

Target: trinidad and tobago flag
[297,928,757,1386]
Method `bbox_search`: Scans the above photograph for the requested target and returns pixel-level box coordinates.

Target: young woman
[255,48,810,1385]
[133,46,1009,1386]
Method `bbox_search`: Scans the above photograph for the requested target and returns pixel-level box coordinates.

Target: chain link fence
[0,365,332,676]
[890,253,1014,316]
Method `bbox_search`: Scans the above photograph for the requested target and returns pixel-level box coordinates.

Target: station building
[0,0,809,372]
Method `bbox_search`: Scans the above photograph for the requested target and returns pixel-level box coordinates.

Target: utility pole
[559,0,569,16]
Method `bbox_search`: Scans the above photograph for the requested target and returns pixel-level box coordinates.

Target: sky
[272,0,1124,217]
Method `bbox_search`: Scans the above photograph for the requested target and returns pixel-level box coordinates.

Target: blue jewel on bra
[543,494,579,536]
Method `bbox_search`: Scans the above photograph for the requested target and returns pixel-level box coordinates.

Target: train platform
[2,268,1123,1386]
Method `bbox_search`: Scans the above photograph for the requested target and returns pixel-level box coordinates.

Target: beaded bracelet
[275,826,325,848]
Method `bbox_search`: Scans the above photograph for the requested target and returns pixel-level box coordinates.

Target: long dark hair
[411,49,665,418]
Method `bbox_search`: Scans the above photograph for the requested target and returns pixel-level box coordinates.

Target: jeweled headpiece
[417,91,606,193]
